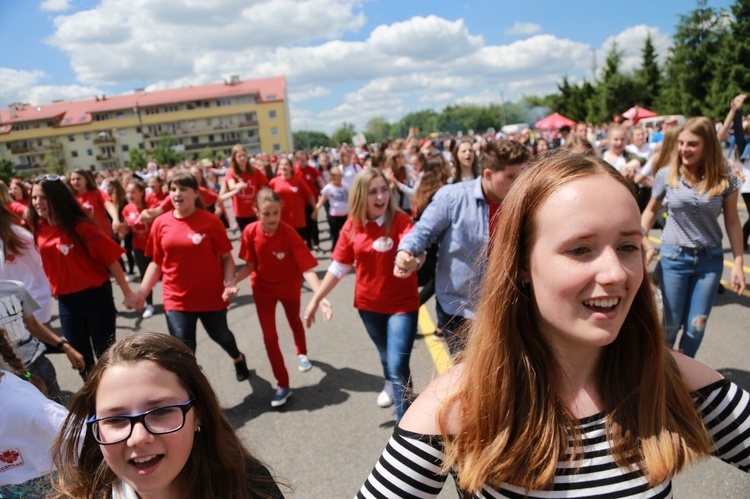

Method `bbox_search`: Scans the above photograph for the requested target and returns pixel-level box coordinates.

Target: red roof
[0,76,286,129]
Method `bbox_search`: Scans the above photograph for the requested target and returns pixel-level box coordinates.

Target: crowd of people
[0,94,749,497]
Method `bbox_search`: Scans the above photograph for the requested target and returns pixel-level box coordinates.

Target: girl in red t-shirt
[225,189,331,407]
[268,157,316,241]
[28,175,139,375]
[304,168,420,422]
[135,172,249,383]
[224,144,268,231]
[68,169,121,236]
[120,178,158,319]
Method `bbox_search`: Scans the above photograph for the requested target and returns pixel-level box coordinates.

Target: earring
[196,425,201,433]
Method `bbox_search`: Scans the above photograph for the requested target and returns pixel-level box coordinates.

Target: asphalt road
[45,207,750,498]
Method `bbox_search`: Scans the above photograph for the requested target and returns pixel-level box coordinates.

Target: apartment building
[0,75,292,173]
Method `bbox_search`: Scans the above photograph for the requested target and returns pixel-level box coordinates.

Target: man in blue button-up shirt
[395,140,530,354]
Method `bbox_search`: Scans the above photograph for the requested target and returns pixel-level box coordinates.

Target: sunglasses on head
[35,174,62,182]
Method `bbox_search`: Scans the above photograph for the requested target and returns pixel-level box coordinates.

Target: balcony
[10,146,29,154]
[239,120,258,128]
[94,136,116,145]
[96,153,114,161]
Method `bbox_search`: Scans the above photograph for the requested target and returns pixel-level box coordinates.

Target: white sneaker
[377,380,394,408]
[142,305,155,319]
[297,354,312,372]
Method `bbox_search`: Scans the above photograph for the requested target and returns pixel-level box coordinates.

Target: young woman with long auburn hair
[357,152,750,497]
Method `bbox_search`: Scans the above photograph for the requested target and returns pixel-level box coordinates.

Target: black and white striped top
[652,166,741,248]
[357,379,750,498]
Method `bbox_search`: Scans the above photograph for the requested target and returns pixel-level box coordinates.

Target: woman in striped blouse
[641,117,745,357]
[358,152,749,498]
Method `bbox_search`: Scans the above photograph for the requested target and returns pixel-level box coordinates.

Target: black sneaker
[234,354,249,382]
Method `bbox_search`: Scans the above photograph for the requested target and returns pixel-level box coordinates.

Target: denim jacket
[398,177,489,318]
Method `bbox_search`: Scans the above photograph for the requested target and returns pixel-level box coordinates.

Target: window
[208,135,214,142]
[271,127,279,136]
[273,143,281,152]
[87,149,93,156]
[191,137,199,144]
[247,130,256,138]
[269,110,277,119]
[84,133,90,140]
[115,112,125,118]
[71,151,79,157]
[122,145,129,152]
[138,143,145,150]
[68,135,75,142]
[136,127,142,133]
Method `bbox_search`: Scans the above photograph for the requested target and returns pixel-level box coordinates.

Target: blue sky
[0,0,735,133]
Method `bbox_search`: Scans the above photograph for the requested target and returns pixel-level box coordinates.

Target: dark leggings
[58,281,117,376]
[328,215,347,251]
[304,205,319,248]
[133,249,153,306]
[164,309,241,359]
[741,192,750,249]
[236,216,257,232]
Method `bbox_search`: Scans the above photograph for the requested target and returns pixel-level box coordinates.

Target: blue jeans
[58,281,117,376]
[435,299,470,356]
[164,310,241,359]
[658,243,723,357]
[358,310,418,421]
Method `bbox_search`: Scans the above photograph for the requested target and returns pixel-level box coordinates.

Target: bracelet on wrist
[56,338,69,350]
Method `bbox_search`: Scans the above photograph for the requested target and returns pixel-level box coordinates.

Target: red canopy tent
[621,106,658,124]
[535,112,576,130]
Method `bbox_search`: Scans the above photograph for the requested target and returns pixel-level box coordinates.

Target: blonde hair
[347,168,398,239]
[666,117,730,197]
[438,152,711,493]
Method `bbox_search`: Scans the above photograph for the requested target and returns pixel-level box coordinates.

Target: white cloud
[27,85,107,105]
[504,22,542,36]
[597,25,671,74]
[40,0,71,11]
[289,86,332,103]
[0,68,46,106]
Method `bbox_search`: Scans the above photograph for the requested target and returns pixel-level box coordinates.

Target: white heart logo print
[372,237,394,253]
[188,233,206,245]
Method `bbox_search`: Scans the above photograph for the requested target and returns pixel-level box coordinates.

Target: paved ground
[45,205,750,498]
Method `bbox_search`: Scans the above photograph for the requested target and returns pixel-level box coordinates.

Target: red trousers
[254,292,307,389]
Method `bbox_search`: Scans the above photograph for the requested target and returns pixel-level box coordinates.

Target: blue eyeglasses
[86,400,195,445]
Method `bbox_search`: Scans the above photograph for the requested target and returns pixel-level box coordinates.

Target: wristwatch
[56,338,69,350]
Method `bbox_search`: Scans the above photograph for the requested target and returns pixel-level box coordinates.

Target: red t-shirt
[294,165,321,196]
[75,189,113,235]
[158,187,219,213]
[146,209,233,312]
[122,203,152,251]
[5,201,27,222]
[224,168,268,218]
[332,211,419,314]
[239,221,318,300]
[268,176,314,229]
[145,190,166,207]
[34,220,124,296]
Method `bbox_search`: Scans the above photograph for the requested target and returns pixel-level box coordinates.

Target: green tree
[590,41,644,122]
[331,123,356,146]
[197,147,215,161]
[708,0,750,115]
[659,0,729,116]
[0,158,16,183]
[364,117,392,144]
[127,148,147,171]
[293,130,331,150]
[635,34,661,109]
[151,134,183,166]
[43,137,67,174]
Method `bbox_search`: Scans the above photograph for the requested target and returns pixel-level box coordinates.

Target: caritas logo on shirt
[81,201,95,217]
[0,448,24,473]
[272,251,286,260]
[188,233,206,245]
[372,237,394,252]
[56,244,74,255]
